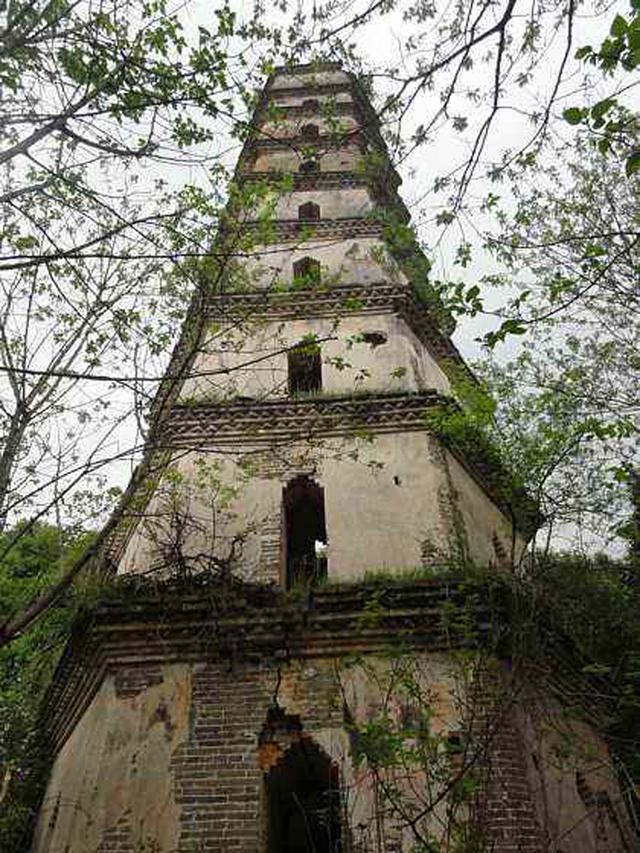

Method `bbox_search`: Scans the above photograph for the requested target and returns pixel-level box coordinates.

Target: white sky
[174,0,636,360]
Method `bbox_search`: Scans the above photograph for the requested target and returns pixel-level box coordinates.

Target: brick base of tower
[31,579,632,852]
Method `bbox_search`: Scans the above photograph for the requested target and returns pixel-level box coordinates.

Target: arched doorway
[283,476,327,588]
[266,739,342,852]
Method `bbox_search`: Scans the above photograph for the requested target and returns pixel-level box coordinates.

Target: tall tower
[113,61,531,585]
[31,63,632,853]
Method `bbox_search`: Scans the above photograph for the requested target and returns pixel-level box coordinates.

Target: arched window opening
[292,256,321,288]
[283,476,327,588]
[300,123,320,140]
[288,340,321,395]
[299,159,320,173]
[302,98,320,112]
[298,201,320,221]
[266,740,341,852]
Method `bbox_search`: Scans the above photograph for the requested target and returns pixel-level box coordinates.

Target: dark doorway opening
[288,341,321,395]
[283,476,327,588]
[266,740,342,852]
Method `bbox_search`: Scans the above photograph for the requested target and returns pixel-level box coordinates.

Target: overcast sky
[172,0,636,363]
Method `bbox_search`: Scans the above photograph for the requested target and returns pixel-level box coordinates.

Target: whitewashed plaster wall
[519,705,635,851]
[118,430,518,581]
[181,312,451,402]
[446,452,526,566]
[260,186,375,220]
[32,665,191,853]
[252,146,361,172]
[238,236,404,289]
[245,186,375,222]
[259,114,359,138]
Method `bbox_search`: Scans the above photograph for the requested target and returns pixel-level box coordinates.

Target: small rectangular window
[288,344,322,395]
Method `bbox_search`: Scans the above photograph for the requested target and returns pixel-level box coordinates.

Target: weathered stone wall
[519,702,634,851]
[238,236,403,290]
[33,665,190,853]
[180,311,452,402]
[32,617,630,853]
[116,426,523,581]
[34,651,457,853]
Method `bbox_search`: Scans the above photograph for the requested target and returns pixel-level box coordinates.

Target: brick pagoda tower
[31,63,632,853]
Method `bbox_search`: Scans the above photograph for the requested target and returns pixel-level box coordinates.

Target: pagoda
[30,63,632,853]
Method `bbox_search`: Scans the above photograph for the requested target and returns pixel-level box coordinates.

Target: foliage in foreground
[1,522,640,848]
[338,551,640,848]
[523,550,640,781]
[0,523,94,847]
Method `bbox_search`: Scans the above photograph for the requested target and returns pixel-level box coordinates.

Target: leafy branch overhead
[563,2,640,176]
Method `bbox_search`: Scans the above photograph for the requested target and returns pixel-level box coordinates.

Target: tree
[471,133,639,547]
[265,0,638,226]
[0,522,93,846]
[563,3,640,177]
[0,0,292,643]
[0,0,258,524]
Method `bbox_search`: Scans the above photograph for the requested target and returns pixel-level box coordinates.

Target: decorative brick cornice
[237,168,385,189]
[245,130,363,152]
[161,391,445,446]
[40,575,613,757]
[42,579,494,753]
[206,282,407,319]
[204,283,460,366]
[261,80,352,100]
[244,216,383,241]
[237,170,408,222]
[262,101,354,119]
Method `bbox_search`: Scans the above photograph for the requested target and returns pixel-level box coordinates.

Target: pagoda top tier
[236,61,407,213]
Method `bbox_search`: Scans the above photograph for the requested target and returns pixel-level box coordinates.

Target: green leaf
[591,98,615,121]
[501,319,527,336]
[435,210,455,226]
[582,663,612,676]
[563,107,584,125]
[613,467,630,483]
[575,45,593,60]
[625,149,640,176]
[610,14,628,37]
